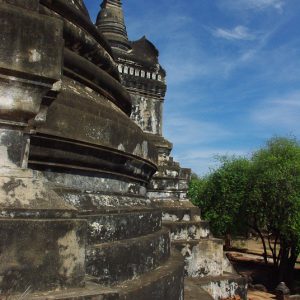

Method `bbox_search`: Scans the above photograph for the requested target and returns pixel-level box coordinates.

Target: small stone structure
[97,1,247,299]
[0,0,184,298]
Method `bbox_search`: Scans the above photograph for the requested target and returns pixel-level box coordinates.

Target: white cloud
[164,116,232,146]
[183,149,248,160]
[212,26,256,41]
[242,0,284,11]
[126,11,192,41]
[252,91,300,129]
[221,0,284,12]
[173,148,249,175]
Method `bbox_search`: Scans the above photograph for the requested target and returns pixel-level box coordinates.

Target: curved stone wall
[0,0,184,299]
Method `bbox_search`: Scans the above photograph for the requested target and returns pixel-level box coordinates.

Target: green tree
[246,137,300,285]
[189,137,300,286]
[189,156,251,241]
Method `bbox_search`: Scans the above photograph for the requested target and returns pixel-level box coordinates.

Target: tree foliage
[188,137,300,286]
[189,156,250,237]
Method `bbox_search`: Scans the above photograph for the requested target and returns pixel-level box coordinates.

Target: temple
[0,0,246,299]
[96,0,247,298]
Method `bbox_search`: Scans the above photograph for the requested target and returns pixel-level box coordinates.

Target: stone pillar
[276,282,290,300]
[0,1,86,294]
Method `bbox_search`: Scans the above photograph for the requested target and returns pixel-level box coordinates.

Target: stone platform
[148,154,248,299]
[9,251,184,300]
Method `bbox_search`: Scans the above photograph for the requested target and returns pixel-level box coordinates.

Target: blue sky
[85,0,300,175]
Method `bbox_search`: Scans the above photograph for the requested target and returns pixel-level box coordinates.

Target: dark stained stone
[0,1,184,299]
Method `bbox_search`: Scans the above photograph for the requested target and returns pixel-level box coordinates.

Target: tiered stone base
[16,170,185,300]
[8,251,183,300]
[156,199,247,299]
[146,146,248,299]
[0,1,185,299]
[156,200,223,275]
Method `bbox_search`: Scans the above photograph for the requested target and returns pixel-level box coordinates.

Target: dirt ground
[227,238,300,294]
[231,238,300,267]
[248,290,276,300]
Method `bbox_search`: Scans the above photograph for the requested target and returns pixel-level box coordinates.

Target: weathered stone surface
[42,171,148,200]
[164,220,210,240]
[96,1,248,299]
[33,77,157,169]
[10,251,184,300]
[185,278,214,300]
[86,209,162,243]
[86,228,170,284]
[188,274,248,300]
[0,2,91,295]
[96,0,131,51]
[174,239,224,278]
[0,1,184,299]
[161,206,201,223]
[119,251,184,300]
[130,92,163,135]
[0,129,27,169]
[0,219,86,293]
[0,3,63,129]
[0,3,62,80]
[1,0,39,10]
[8,280,120,300]
[0,166,76,216]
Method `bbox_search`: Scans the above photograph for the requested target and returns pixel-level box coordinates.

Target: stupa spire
[105,0,122,7]
[96,0,131,51]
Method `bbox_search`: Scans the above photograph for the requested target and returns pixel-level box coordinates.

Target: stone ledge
[11,251,184,300]
[86,227,170,284]
[185,278,214,300]
[163,220,210,240]
[172,238,223,247]
[85,209,162,243]
[189,272,247,285]
[119,250,184,300]
[188,273,248,300]
[8,280,119,300]
[153,199,197,208]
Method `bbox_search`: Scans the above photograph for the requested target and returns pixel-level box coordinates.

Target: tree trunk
[277,242,298,289]
[225,233,232,250]
[278,243,289,283]
[285,245,298,289]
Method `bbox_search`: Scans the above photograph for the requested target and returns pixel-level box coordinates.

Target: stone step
[17,251,184,300]
[185,277,214,300]
[156,165,181,176]
[158,162,179,169]
[153,198,198,207]
[162,207,201,222]
[86,228,170,285]
[56,190,155,212]
[187,273,248,300]
[148,190,188,201]
[151,175,189,183]
[148,187,189,193]
[149,180,189,192]
[119,250,184,300]
[12,281,119,300]
[84,209,162,244]
[163,221,210,240]
[172,238,224,278]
